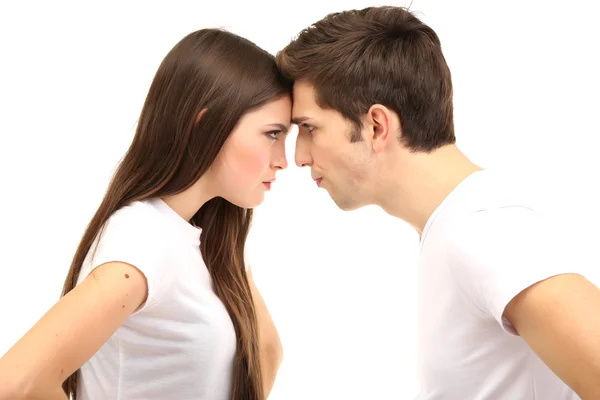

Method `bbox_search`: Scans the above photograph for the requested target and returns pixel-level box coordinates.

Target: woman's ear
[195,108,208,126]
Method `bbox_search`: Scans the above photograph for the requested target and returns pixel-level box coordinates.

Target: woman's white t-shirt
[75,198,237,400]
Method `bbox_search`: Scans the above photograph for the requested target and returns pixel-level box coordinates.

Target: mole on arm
[125,274,130,279]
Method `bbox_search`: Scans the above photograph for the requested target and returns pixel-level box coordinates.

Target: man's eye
[302,124,314,133]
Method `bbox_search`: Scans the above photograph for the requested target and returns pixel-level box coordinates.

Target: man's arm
[247,267,283,397]
[448,205,600,397]
[504,273,600,399]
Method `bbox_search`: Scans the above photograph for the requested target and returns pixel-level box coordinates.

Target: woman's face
[210,95,292,208]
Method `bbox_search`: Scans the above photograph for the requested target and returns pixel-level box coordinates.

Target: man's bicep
[504,273,600,397]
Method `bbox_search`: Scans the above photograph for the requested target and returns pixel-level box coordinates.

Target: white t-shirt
[417,170,582,399]
[75,198,237,400]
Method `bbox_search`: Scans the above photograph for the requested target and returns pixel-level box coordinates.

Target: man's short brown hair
[277,6,456,151]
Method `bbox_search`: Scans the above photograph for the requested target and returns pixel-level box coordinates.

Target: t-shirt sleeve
[447,205,584,335]
[86,207,170,314]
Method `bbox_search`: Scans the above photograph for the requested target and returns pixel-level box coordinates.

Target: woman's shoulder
[108,199,161,225]
[101,199,167,243]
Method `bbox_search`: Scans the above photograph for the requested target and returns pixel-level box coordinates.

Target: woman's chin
[224,193,265,210]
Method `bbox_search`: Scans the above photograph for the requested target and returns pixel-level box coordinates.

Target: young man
[277,6,600,400]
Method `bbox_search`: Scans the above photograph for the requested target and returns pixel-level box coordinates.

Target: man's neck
[374,145,483,235]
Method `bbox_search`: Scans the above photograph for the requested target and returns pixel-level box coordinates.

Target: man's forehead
[291,105,316,124]
[292,82,316,103]
[292,81,319,121]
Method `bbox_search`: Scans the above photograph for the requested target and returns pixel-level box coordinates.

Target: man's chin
[329,192,365,212]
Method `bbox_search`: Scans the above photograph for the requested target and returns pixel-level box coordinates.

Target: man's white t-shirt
[75,198,237,400]
[417,170,583,399]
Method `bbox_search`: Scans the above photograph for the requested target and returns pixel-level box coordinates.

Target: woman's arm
[247,267,283,397]
[0,262,148,400]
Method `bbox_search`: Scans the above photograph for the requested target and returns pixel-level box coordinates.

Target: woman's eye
[266,130,282,140]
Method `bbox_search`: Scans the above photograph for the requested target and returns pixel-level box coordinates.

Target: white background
[1,1,599,399]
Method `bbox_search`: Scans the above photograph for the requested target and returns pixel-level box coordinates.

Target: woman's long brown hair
[60,29,291,400]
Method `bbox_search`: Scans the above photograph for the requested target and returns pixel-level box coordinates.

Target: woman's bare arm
[0,262,148,400]
[247,267,283,397]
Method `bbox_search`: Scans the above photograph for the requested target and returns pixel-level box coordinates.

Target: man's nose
[295,131,313,168]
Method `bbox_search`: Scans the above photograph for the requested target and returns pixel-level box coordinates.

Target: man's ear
[365,104,399,153]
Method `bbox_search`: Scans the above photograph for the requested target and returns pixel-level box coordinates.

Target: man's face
[292,81,375,210]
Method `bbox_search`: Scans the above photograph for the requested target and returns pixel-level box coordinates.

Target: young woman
[0,28,291,400]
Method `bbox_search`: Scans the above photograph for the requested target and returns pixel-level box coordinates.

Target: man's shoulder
[436,172,546,255]
[457,170,540,214]
[427,170,540,241]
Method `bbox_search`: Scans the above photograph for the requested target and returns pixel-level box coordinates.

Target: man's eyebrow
[291,116,310,125]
